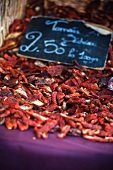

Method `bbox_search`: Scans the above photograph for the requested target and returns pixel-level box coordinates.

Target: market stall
[0,1,113,170]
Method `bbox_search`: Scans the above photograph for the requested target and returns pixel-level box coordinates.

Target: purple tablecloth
[0,125,113,170]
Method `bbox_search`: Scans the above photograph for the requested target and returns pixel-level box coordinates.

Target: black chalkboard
[18,16,112,69]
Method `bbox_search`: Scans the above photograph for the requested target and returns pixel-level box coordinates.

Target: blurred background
[0,0,113,46]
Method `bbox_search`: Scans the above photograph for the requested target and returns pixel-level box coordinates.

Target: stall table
[0,125,113,170]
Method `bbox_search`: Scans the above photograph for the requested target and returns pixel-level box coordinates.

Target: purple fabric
[0,125,113,170]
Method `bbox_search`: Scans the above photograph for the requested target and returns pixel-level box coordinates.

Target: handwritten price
[20,31,98,63]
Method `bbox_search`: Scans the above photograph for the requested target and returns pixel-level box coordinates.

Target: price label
[18,16,112,69]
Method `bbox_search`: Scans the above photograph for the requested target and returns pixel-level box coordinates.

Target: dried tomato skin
[0,89,13,97]
[46,65,65,77]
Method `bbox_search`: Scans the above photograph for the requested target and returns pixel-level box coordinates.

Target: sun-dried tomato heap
[0,53,113,142]
[0,0,113,142]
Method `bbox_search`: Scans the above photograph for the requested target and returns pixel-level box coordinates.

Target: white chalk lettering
[45,20,80,35]
[44,39,65,55]
[79,51,98,63]
[61,34,96,47]
[68,48,75,58]
[20,31,42,52]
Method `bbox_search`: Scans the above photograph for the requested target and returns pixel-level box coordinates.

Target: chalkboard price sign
[18,16,112,69]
